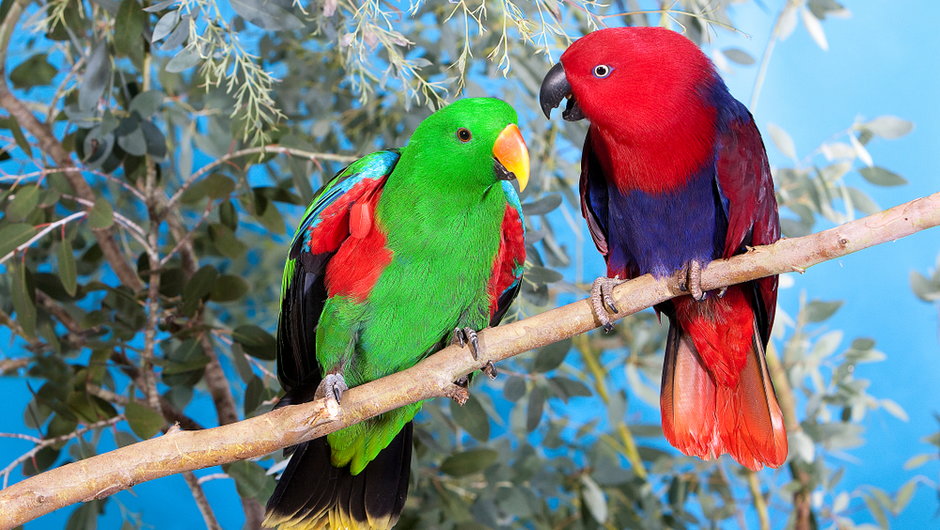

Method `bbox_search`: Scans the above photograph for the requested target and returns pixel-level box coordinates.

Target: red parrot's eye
[593,64,612,78]
[456,128,472,142]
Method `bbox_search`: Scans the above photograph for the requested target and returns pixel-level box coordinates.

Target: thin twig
[182,471,222,530]
[196,473,229,485]
[750,0,800,109]
[0,211,87,265]
[0,416,123,489]
[167,145,357,208]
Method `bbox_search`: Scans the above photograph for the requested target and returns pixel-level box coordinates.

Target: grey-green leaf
[859,166,907,187]
[230,0,305,31]
[166,47,201,73]
[129,90,164,116]
[12,263,36,338]
[581,475,608,523]
[58,238,78,296]
[863,115,914,139]
[805,299,842,322]
[722,47,755,65]
[88,197,114,229]
[79,42,111,111]
[7,185,40,221]
[440,448,499,477]
[124,401,164,439]
[450,396,490,442]
[233,324,276,360]
[0,223,37,258]
[533,338,571,373]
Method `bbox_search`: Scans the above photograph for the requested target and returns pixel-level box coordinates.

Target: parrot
[263,97,529,529]
[538,27,787,470]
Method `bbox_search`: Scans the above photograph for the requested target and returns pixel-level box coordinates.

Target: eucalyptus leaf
[233,324,276,360]
[88,197,114,229]
[440,448,498,477]
[230,0,304,31]
[859,166,907,187]
[124,401,164,439]
[79,42,110,111]
[450,396,490,442]
[58,239,78,296]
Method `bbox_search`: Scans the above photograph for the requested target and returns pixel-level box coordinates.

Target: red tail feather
[661,289,787,470]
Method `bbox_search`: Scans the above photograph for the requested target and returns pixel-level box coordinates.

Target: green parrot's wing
[276,150,400,397]
[488,180,526,326]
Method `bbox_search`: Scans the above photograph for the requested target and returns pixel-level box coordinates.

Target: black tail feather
[264,422,413,529]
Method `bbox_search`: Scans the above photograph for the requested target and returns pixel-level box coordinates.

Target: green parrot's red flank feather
[487,204,525,318]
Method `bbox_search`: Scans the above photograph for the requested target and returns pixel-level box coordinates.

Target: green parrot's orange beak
[492,123,529,192]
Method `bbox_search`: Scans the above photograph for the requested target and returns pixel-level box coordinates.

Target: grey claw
[681,260,706,301]
[482,361,498,380]
[315,373,348,417]
[453,327,480,360]
[590,277,626,331]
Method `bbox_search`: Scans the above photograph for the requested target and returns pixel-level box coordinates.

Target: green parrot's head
[404,97,529,193]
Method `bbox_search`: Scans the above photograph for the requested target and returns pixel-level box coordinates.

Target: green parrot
[263,98,529,529]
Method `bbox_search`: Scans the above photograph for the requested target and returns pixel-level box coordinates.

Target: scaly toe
[482,361,498,380]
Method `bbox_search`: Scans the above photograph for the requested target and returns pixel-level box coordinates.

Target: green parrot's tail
[263,422,413,530]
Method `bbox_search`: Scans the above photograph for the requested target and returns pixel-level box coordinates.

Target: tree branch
[0,191,937,527]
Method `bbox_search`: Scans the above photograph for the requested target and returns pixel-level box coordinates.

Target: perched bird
[539,27,786,470]
[263,97,529,528]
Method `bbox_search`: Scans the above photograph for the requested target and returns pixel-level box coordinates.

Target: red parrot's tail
[660,288,788,470]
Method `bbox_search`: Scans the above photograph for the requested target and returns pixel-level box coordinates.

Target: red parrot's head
[540,27,715,134]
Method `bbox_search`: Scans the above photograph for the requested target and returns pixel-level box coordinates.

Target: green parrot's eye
[456,128,472,142]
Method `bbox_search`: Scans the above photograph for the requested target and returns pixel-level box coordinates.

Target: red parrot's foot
[678,260,707,301]
[590,276,627,333]
[314,373,348,418]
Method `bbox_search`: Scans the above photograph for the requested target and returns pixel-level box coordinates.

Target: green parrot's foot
[482,361,498,380]
[445,381,470,405]
[678,260,706,301]
[590,276,627,333]
[452,327,480,360]
[314,373,348,418]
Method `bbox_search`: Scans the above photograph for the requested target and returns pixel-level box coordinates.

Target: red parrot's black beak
[539,62,585,122]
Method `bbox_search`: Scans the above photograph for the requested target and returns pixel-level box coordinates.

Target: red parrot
[539,27,787,470]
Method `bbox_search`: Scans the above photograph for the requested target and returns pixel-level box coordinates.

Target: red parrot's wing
[715,111,781,342]
[579,128,610,258]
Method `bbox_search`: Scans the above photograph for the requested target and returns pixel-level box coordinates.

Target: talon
[716,286,727,298]
[452,327,466,348]
[315,373,348,418]
[482,361,498,380]
[590,276,626,331]
[454,375,470,388]
[452,327,480,360]
[681,260,706,301]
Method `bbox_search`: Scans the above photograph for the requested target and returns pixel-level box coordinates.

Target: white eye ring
[593,64,612,78]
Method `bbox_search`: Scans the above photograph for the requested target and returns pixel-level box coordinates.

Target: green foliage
[0,0,934,527]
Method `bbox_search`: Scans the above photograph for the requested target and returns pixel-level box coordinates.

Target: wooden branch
[0,191,937,527]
